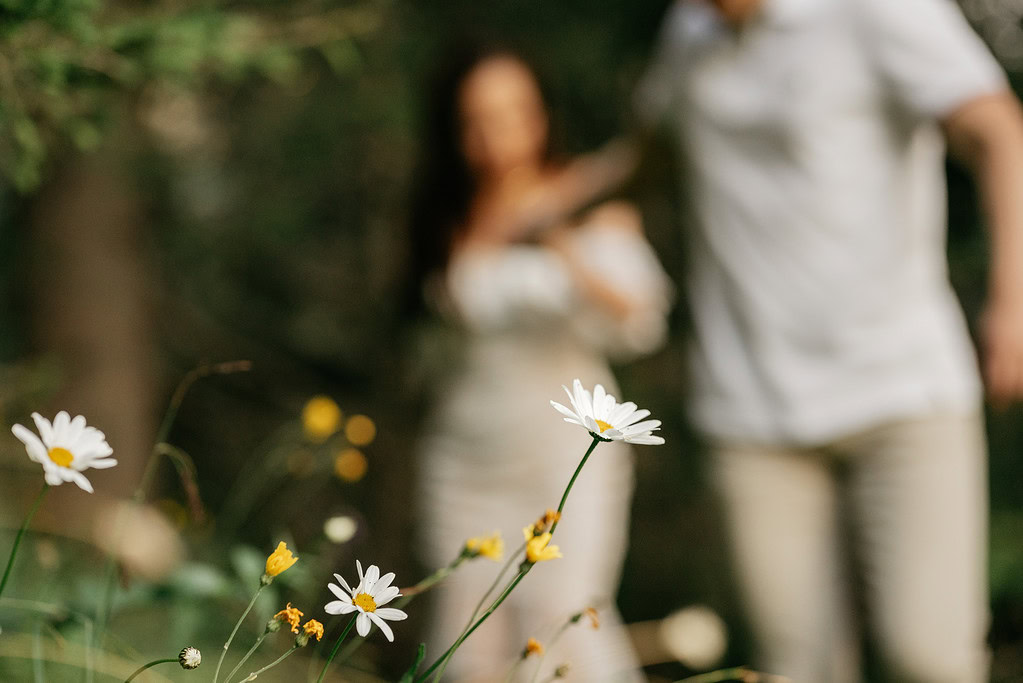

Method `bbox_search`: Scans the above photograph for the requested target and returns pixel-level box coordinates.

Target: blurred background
[1,0,1023,681]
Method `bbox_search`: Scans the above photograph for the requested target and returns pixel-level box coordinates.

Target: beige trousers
[711,412,989,683]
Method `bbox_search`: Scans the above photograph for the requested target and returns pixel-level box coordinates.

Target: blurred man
[632,0,1023,681]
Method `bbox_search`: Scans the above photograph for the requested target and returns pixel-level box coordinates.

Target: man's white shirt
[637,0,1008,445]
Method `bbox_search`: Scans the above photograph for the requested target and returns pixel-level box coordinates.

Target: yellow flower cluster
[273,603,303,634]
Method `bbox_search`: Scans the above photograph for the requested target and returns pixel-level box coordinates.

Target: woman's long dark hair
[405,42,557,316]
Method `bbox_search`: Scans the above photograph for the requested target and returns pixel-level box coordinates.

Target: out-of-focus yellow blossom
[334,448,368,482]
[274,603,303,633]
[464,531,504,561]
[302,396,342,442]
[528,509,561,536]
[523,637,544,657]
[523,529,561,564]
[344,414,376,446]
[584,607,600,629]
[263,541,298,582]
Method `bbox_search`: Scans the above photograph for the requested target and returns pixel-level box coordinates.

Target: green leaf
[398,643,426,683]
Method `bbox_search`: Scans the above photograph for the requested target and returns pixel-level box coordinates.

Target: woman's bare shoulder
[579,200,642,234]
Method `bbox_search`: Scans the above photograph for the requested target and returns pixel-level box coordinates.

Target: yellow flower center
[48,447,73,467]
[353,592,377,612]
[594,419,613,433]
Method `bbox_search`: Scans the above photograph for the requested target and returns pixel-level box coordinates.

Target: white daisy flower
[550,379,665,445]
[324,560,407,642]
[12,412,116,493]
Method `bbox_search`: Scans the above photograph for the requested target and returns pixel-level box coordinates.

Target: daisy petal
[52,411,71,441]
[627,434,666,445]
[44,470,62,486]
[70,471,94,493]
[368,612,395,642]
[30,413,54,447]
[328,583,353,602]
[550,401,581,422]
[622,419,661,434]
[593,385,607,418]
[12,424,48,464]
[374,607,408,621]
[325,601,357,615]
[608,401,637,425]
[373,572,395,594]
[374,586,400,606]
[334,572,354,595]
[618,409,651,428]
[356,612,371,637]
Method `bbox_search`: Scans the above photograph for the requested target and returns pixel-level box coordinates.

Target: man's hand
[981,298,1023,407]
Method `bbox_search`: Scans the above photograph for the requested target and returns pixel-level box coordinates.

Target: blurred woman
[409,45,672,682]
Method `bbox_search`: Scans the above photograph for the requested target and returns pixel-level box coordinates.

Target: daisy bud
[178,647,202,670]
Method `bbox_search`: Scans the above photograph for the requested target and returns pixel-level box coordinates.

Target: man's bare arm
[945,91,1023,404]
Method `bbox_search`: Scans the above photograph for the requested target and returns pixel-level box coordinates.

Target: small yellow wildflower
[523,529,561,564]
[584,607,600,629]
[344,414,376,446]
[523,637,544,657]
[264,541,298,582]
[334,448,368,482]
[464,531,504,561]
[296,619,324,646]
[302,396,342,442]
[273,603,304,634]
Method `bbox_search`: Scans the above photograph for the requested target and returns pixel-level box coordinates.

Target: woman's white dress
[416,215,673,682]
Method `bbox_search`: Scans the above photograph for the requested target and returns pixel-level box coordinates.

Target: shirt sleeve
[855,0,1008,120]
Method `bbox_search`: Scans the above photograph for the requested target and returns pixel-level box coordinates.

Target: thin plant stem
[315,615,357,683]
[123,658,177,682]
[214,585,265,683]
[0,483,50,599]
[527,622,573,683]
[425,541,527,683]
[417,568,531,683]
[549,436,600,536]
[463,541,527,631]
[236,644,299,682]
[96,361,251,631]
[224,632,268,683]
[418,437,604,683]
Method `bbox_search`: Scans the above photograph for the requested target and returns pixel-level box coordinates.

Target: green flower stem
[315,615,357,683]
[213,585,265,683]
[417,436,604,683]
[673,667,756,683]
[223,632,268,683]
[417,567,531,683]
[96,361,251,633]
[401,554,467,597]
[0,483,50,600]
[236,644,299,682]
[462,541,527,631]
[527,621,574,683]
[549,436,600,536]
[122,658,177,682]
